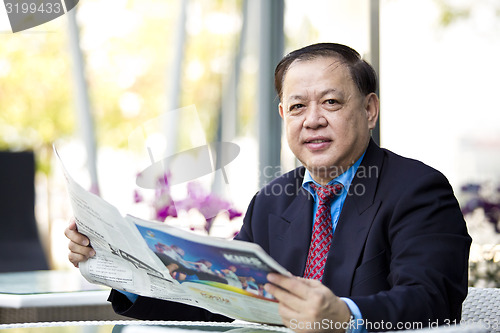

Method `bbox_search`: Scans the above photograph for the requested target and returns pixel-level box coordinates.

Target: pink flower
[134,172,241,233]
[133,189,144,203]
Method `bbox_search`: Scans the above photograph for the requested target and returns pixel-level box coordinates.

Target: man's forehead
[286,88,343,101]
[283,57,351,87]
[288,55,346,73]
[282,57,352,99]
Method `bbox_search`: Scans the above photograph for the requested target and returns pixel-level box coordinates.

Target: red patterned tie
[303,182,343,281]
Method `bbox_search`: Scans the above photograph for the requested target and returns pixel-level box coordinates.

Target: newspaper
[56,148,289,325]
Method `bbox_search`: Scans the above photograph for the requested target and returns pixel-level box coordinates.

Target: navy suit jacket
[109,140,471,329]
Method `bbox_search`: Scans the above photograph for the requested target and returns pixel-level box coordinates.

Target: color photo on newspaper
[134,223,280,301]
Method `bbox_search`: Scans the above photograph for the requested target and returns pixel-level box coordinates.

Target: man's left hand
[265,273,351,333]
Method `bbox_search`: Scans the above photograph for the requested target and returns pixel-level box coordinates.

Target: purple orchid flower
[135,171,242,233]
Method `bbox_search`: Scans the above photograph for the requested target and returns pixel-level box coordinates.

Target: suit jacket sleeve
[108,289,233,322]
[349,169,471,329]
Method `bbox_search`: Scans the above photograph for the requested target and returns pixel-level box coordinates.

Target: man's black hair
[274,42,378,100]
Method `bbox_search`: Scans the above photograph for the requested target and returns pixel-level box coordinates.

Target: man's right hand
[64,219,95,268]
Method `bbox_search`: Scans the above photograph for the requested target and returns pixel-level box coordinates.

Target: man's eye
[325,99,338,105]
[290,104,304,111]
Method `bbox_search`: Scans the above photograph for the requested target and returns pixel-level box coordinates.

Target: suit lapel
[268,181,314,277]
[322,139,385,296]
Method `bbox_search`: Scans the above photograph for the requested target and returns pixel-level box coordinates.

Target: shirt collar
[302,151,366,195]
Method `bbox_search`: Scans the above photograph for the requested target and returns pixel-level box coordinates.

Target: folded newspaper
[56,148,289,325]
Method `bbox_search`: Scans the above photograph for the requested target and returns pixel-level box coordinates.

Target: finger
[267,273,316,300]
[276,300,301,323]
[267,272,297,288]
[265,280,291,301]
[68,252,87,268]
[64,226,90,246]
[68,239,95,257]
[265,280,307,317]
[276,300,329,333]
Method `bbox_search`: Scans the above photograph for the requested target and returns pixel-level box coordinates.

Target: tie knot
[310,182,343,205]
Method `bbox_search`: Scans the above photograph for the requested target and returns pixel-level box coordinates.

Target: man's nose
[303,104,327,129]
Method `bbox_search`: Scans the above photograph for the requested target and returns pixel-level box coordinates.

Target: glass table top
[0,270,107,295]
[0,320,291,333]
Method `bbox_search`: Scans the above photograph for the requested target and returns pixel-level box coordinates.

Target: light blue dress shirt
[302,152,367,333]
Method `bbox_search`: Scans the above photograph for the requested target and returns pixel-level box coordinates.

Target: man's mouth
[304,138,332,150]
[306,139,330,143]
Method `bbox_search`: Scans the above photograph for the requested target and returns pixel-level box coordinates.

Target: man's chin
[306,163,343,181]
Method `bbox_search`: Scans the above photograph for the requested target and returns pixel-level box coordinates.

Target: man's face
[279,56,378,184]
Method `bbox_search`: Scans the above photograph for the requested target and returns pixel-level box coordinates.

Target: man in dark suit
[66,43,471,332]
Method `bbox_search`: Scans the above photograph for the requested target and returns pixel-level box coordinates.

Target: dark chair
[0,150,49,272]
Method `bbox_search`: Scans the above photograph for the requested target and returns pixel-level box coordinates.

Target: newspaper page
[56,149,198,306]
[128,215,289,324]
[56,147,288,324]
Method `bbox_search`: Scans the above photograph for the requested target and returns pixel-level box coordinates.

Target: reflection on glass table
[113,321,291,333]
[0,321,115,333]
[0,270,126,323]
[0,320,291,333]
[0,270,110,306]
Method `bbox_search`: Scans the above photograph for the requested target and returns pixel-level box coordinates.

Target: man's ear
[365,93,379,130]
[278,102,284,119]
